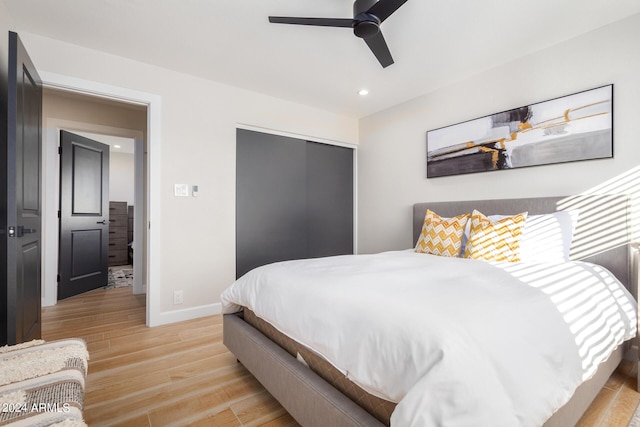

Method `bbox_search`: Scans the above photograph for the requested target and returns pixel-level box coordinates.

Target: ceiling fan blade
[363,31,394,68]
[268,17,354,28]
[367,0,408,23]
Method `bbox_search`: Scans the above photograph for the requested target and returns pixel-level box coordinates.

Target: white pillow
[460,210,578,262]
[519,211,578,262]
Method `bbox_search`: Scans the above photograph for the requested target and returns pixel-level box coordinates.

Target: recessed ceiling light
[114,145,121,148]
[358,89,369,96]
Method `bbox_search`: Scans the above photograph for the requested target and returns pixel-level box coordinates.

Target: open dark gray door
[1,32,43,346]
[58,131,109,300]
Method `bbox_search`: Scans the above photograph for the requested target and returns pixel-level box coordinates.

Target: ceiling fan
[268,0,408,68]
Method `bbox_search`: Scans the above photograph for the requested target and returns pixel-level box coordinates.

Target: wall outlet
[173,290,184,305]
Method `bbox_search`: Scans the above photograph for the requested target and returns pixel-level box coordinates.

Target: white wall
[358,14,640,254]
[110,151,135,205]
[0,3,9,58]
[0,3,9,124]
[19,32,358,319]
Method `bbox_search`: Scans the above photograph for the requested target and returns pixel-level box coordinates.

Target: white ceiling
[4,0,640,118]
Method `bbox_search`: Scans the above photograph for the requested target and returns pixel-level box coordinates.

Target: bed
[222,195,639,427]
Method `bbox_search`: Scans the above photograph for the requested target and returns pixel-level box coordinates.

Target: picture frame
[426,84,613,178]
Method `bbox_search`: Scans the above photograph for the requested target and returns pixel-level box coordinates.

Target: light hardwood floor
[42,286,638,427]
[42,286,298,427]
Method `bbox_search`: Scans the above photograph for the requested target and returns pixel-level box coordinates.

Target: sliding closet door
[306,142,353,258]
[236,130,307,278]
[236,129,353,278]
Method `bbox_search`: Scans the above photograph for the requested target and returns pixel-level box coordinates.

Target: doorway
[42,88,148,309]
[37,72,162,327]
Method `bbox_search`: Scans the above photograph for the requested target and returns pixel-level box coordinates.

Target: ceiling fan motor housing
[353,14,381,38]
[353,0,383,38]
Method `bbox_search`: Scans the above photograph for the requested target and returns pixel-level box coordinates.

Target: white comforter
[220,250,637,426]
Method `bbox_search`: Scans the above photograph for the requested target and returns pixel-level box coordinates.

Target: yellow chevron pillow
[415,210,470,257]
[464,210,528,262]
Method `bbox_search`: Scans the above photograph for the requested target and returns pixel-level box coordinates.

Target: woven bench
[0,339,88,426]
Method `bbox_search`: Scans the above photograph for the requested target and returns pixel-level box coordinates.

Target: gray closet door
[306,141,353,258]
[236,130,307,278]
[236,129,353,278]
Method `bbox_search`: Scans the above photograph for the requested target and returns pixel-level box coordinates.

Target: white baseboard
[150,302,222,327]
[133,284,147,295]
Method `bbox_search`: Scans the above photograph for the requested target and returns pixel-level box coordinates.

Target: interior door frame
[39,71,162,327]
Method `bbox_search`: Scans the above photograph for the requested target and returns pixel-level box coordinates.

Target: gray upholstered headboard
[413,195,635,298]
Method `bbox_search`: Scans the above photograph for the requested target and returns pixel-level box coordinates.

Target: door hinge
[58,210,61,219]
[56,274,60,282]
[58,146,62,155]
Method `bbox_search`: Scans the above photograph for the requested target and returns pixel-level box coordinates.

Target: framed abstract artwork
[426,84,613,178]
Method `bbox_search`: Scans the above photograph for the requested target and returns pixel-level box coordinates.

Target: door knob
[96,220,110,225]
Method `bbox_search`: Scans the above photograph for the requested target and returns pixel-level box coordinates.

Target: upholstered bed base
[224,312,384,427]
[243,308,394,425]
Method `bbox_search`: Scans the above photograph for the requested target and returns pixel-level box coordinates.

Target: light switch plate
[192,185,199,197]
[174,184,189,197]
